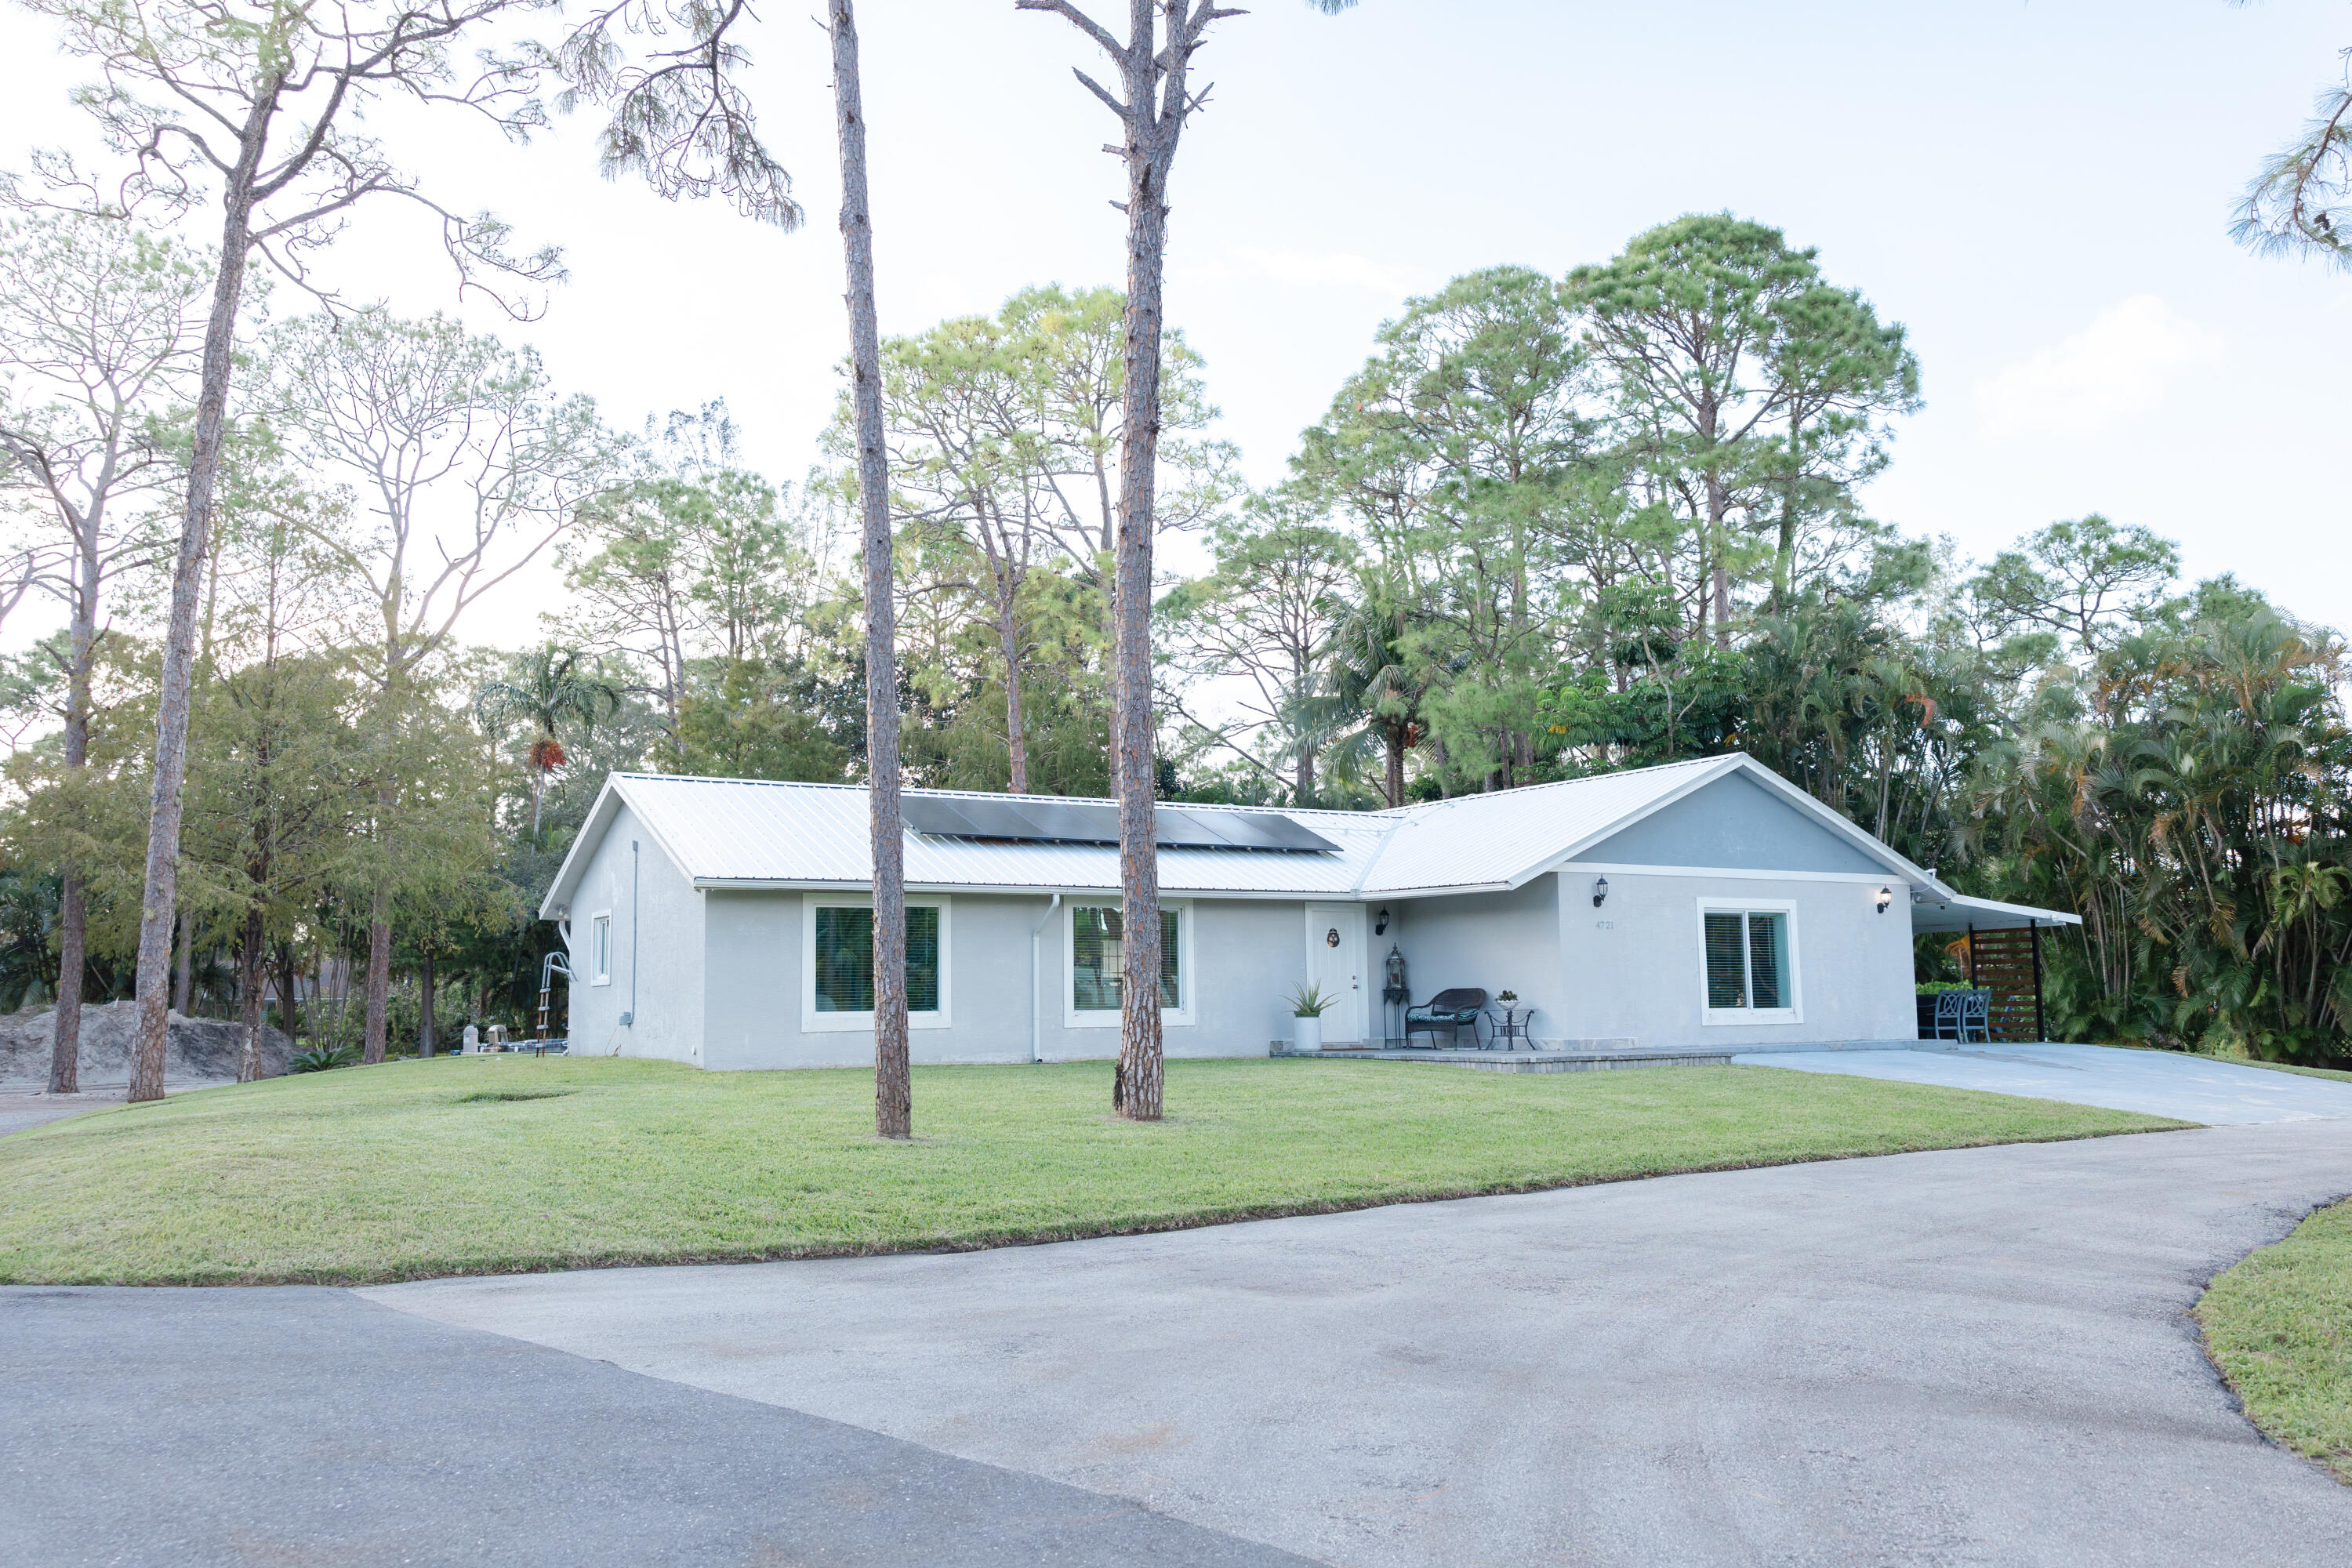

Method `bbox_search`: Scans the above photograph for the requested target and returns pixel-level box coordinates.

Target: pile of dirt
[0,1000,295,1086]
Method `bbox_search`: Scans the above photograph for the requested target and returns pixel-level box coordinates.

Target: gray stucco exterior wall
[562,804,705,1065]
[1550,864,1913,1047]
[691,891,1311,1070]
[1578,772,1887,875]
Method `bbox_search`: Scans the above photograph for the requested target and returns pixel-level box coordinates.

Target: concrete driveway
[359,1120,2352,1568]
[1742,1042,2352,1124]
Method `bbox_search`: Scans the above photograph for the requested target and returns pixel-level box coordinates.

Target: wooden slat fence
[1965,925,2045,1043]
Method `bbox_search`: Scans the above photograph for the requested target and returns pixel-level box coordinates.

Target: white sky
[2,0,2347,650]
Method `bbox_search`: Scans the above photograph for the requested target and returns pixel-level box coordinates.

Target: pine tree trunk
[126,93,270,1104]
[48,870,83,1094]
[1705,449,1731,645]
[419,949,437,1058]
[362,888,390,1065]
[1773,475,1798,612]
[237,906,266,1083]
[172,906,194,1016]
[1105,0,1189,1123]
[275,942,301,1051]
[999,608,1028,794]
[48,560,96,1095]
[832,0,909,1141]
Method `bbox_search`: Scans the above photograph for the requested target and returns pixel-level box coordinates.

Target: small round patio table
[1488,1007,1533,1050]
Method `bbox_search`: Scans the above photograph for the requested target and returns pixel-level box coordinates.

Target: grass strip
[0,1055,2182,1287]
[2199,1196,2352,1484]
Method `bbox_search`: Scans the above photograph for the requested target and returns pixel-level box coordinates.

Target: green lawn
[0,1056,2183,1287]
[2199,1197,2352,1484]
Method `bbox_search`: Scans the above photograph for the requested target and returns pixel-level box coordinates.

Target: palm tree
[1323,590,1428,809]
[476,645,621,842]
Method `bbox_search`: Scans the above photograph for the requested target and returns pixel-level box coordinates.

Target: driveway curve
[1742,1041,2352,1125]
[373,1120,2352,1568]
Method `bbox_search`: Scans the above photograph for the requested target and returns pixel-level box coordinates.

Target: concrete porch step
[1269,1038,2030,1074]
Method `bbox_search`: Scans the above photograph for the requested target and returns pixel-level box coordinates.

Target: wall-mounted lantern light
[1875,886,1895,914]
[1374,907,1390,935]
[1592,877,1610,909]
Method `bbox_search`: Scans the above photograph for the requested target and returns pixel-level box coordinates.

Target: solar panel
[1210,813,1343,851]
[900,797,1337,853]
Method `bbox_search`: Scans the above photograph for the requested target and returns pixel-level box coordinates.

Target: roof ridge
[614,771,1395,821]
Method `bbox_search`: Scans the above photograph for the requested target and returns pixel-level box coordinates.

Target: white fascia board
[1342,879,1519,901]
[1561,862,1897,886]
[538,778,626,921]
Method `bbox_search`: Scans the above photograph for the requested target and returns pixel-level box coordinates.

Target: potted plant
[1287,982,1332,1054]
[1497,989,1519,1008]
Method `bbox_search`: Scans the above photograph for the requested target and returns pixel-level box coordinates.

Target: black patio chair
[1403,988,1487,1049]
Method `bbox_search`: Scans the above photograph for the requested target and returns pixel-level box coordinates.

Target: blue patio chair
[1960,989,1989,1043]
[1932,989,1991,1044]
[1403,988,1486,1048]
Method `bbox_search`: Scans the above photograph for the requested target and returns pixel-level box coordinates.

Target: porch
[1272,1038,2012,1073]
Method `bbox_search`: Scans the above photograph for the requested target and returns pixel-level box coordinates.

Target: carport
[1909,887,2081,1042]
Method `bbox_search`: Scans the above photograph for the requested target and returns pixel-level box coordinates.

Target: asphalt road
[369,1121,2352,1568]
[0,1284,1314,1568]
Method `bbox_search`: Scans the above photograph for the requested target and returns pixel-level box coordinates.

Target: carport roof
[539,756,2078,931]
[1910,888,2082,933]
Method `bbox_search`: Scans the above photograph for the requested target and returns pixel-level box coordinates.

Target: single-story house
[539,753,2076,1069]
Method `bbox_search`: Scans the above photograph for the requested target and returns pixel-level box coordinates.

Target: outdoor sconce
[1875,887,1895,914]
[1592,877,1610,909]
[1374,907,1390,935]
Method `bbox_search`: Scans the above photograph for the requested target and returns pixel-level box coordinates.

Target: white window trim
[800,892,953,1033]
[1697,897,1802,1025]
[588,911,612,987]
[1064,897,1194,1029]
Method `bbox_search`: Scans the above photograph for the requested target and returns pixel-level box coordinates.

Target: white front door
[1305,904,1367,1044]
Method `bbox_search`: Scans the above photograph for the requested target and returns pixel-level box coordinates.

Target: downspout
[621,840,639,1027]
[1029,894,1062,1063]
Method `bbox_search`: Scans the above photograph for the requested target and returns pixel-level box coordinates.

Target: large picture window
[801,895,951,1031]
[1065,901,1190,1027]
[1698,901,1800,1024]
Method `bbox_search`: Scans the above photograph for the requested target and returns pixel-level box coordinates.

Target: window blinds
[1705,909,1790,1013]
[1072,906,1181,1011]
[812,906,939,1014]
[1704,913,1748,1009]
[1747,913,1787,1010]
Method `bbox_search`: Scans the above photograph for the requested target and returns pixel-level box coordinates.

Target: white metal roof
[539,756,2071,931]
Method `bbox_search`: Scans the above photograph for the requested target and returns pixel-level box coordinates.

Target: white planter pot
[1292,1016,1323,1054]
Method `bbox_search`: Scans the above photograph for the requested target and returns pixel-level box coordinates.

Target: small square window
[800,896,951,1031]
[1699,902,1798,1023]
[1066,902,1189,1027]
[813,906,939,1013]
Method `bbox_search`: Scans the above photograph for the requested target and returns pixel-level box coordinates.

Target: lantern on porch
[1381,945,1409,1045]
